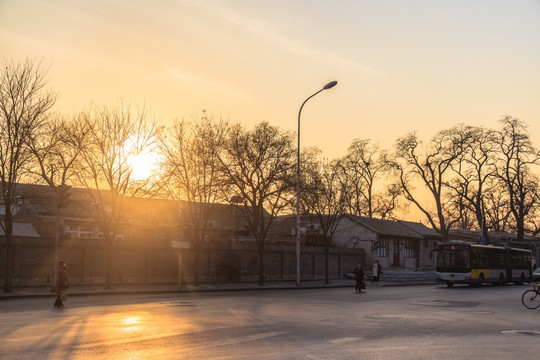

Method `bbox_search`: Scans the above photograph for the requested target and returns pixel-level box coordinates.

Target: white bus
[435,242,532,287]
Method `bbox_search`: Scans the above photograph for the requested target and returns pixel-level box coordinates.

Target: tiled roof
[398,220,445,239]
[347,215,423,238]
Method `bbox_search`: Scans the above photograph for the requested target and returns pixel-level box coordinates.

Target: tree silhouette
[219,122,295,285]
[76,102,162,289]
[496,117,540,241]
[0,59,55,292]
[160,112,228,286]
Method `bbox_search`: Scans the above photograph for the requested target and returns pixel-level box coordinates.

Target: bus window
[437,245,470,272]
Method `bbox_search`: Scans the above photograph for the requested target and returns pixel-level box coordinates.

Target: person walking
[54,261,69,308]
[372,260,382,284]
[353,263,365,293]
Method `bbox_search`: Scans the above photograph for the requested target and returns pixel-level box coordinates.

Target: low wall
[0,237,364,286]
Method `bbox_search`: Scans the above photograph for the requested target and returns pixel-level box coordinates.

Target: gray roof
[348,215,423,239]
[398,220,445,239]
[0,223,40,237]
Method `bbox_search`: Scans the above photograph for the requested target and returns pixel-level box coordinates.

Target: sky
[1,0,539,159]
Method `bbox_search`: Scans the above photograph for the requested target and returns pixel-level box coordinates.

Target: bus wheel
[478,274,484,286]
[515,273,525,285]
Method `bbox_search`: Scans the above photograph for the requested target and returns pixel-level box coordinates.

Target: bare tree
[219,122,296,286]
[76,103,162,289]
[483,187,511,233]
[0,59,56,292]
[160,112,228,286]
[296,146,322,215]
[340,139,399,219]
[446,125,498,240]
[495,117,540,241]
[26,111,89,286]
[392,128,470,237]
[302,155,348,284]
[525,190,540,237]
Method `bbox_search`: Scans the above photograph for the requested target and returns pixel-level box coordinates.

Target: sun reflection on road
[89,311,151,341]
[82,309,197,348]
[49,306,204,359]
[120,315,142,334]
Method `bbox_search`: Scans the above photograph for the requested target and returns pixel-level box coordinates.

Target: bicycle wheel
[521,290,540,309]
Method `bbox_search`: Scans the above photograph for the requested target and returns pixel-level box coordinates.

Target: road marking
[500,330,540,336]
[470,311,493,314]
[329,337,362,344]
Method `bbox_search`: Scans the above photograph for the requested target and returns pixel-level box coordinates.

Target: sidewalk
[0,278,438,300]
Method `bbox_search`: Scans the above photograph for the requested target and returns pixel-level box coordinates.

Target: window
[376,238,388,257]
[405,240,415,258]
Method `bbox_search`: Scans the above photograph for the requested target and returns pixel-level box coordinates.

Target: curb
[0,281,439,300]
[0,283,353,300]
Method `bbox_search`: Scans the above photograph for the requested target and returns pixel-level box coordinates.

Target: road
[1,284,539,359]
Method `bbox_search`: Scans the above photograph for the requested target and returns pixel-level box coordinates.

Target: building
[273,214,445,271]
[333,215,427,270]
[398,220,445,269]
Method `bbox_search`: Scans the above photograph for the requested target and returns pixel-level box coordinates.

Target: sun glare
[129,151,158,180]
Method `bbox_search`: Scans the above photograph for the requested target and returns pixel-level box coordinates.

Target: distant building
[273,214,446,271]
[333,215,426,270]
[2,183,258,247]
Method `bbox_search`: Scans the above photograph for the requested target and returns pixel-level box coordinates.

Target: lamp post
[296,80,338,286]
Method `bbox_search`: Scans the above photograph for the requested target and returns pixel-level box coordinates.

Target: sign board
[171,241,190,249]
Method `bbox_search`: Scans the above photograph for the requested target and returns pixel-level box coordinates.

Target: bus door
[505,247,512,282]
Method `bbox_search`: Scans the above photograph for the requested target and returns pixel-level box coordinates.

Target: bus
[435,242,532,287]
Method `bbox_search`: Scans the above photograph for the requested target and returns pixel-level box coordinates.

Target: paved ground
[1,283,538,359]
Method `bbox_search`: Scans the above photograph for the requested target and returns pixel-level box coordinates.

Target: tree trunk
[104,236,113,289]
[193,244,200,286]
[3,211,14,293]
[53,208,61,292]
[517,219,525,241]
[258,241,265,286]
[324,242,329,284]
[3,234,14,292]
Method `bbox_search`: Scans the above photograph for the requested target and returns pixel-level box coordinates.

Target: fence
[0,236,365,286]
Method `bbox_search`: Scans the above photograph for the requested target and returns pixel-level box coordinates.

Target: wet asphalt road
[1,284,539,359]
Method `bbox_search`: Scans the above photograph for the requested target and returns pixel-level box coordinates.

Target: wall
[333,217,377,265]
[0,237,364,286]
[418,239,438,269]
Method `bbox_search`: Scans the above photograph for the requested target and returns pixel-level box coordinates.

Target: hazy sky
[2,0,539,158]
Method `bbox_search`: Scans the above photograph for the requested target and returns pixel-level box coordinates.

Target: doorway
[393,240,400,267]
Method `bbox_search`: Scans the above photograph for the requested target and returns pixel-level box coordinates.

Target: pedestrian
[353,263,365,293]
[372,260,383,283]
[54,261,69,308]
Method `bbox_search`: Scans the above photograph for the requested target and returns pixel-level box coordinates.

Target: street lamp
[296,80,338,286]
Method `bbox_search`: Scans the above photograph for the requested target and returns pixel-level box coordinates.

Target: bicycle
[521,283,540,310]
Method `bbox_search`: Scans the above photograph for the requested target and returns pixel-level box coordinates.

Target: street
[1,284,539,359]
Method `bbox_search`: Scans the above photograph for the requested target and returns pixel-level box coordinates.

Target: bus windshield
[437,245,471,272]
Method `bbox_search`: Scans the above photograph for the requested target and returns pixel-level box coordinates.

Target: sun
[128,150,158,180]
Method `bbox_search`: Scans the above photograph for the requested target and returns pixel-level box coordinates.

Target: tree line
[1,59,539,290]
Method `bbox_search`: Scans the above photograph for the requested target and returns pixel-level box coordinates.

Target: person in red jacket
[54,261,69,308]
